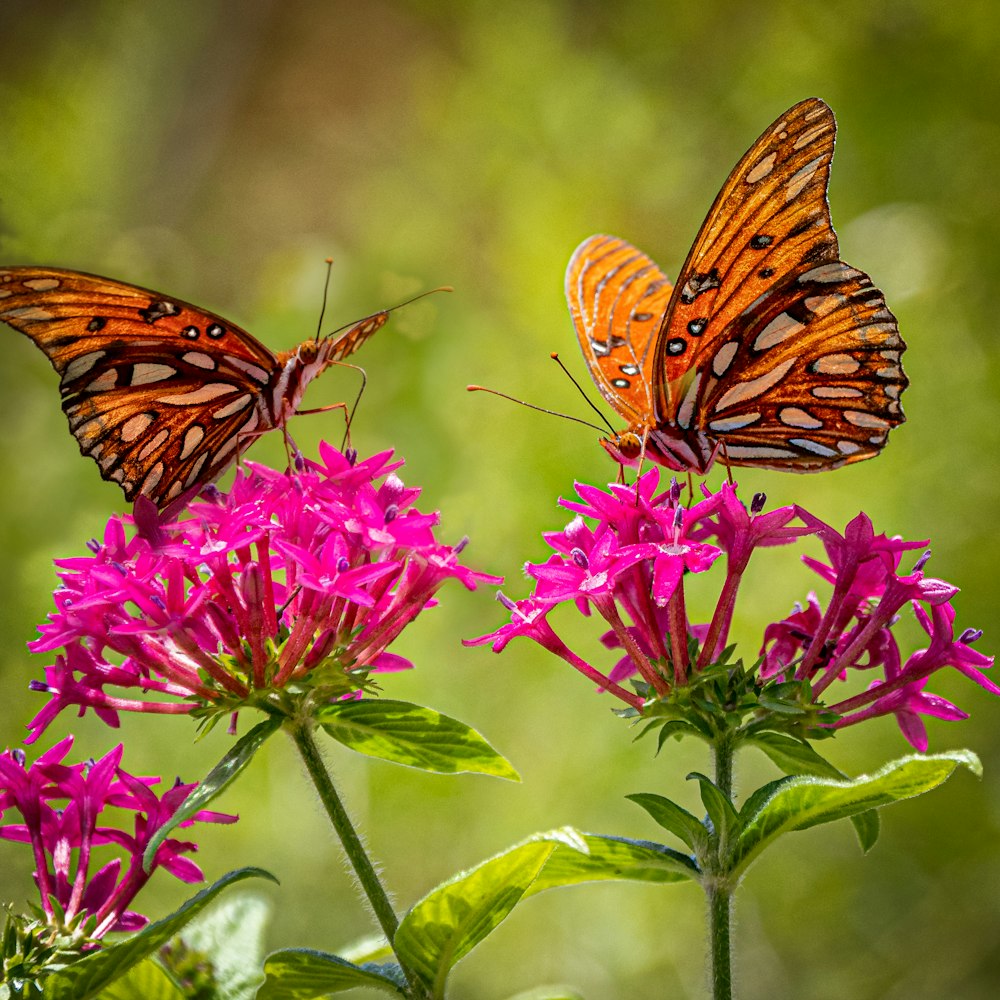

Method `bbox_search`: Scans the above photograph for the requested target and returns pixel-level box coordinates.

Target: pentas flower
[0,737,234,939]
[467,469,995,749]
[27,443,499,741]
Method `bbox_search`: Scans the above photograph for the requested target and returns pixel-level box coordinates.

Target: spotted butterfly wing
[0,267,387,507]
[565,98,907,474]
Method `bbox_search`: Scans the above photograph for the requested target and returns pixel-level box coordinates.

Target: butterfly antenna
[316,258,335,340]
[386,284,453,313]
[549,353,618,436]
[466,385,610,434]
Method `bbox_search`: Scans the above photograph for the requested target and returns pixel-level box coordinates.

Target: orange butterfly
[565,97,907,474]
[0,267,387,508]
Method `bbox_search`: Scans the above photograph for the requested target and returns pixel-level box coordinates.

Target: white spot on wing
[746,152,777,184]
[182,352,217,370]
[676,372,703,430]
[2,306,54,321]
[844,411,891,429]
[714,357,796,411]
[23,278,60,291]
[184,453,209,488]
[131,363,176,386]
[785,157,824,201]
[712,341,739,377]
[120,413,154,442]
[141,463,165,495]
[837,440,862,455]
[85,370,118,392]
[708,412,761,432]
[226,357,271,384]
[779,407,823,429]
[64,351,106,381]
[812,386,863,399]
[179,425,205,461]
[212,394,253,419]
[789,438,837,457]
[754,313,804,351]
[157,383,237,405]
[812,354,860,375]
[793,124,827,149]
[138,429,169,461]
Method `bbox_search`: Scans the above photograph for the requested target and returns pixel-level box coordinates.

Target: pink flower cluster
[468,469,996,749]
[0,738,233,937]
[27,444,499,741]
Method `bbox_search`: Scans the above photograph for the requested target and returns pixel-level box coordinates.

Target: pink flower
[471,471,994,747]
[0,739,234,937]
[27,444,500,741]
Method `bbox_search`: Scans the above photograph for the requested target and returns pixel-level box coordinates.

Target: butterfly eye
[297,341,321,363]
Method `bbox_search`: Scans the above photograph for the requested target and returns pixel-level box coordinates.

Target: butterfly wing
[565,234,674,425]
[696,261,906,468]
[648,98,905,469]
[0,266,281,505]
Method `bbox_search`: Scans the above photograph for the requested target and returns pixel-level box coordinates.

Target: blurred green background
[2,1,998,996]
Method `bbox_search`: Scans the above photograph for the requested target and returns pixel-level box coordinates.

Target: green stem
[708,882,733,1000]
[288,719,427,998]
[713,730,735,801]
[708,731,736,1000]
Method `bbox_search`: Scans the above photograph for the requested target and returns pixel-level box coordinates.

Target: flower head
[0,738,234,939]
[470,470,994,749]
[27,443,499,740]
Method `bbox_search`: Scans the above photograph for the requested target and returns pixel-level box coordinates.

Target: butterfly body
[0,266,387,507]
[566,98,907,474]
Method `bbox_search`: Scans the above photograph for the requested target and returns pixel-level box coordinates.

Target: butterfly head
[600,429,644,467]
[600,423,718,475]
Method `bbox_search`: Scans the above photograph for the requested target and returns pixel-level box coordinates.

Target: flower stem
[708,882,733,1000]
[288,719,427,998]
[707,732,736,1000]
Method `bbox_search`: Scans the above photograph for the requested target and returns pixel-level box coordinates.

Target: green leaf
[256,949,405,998]
[317,699,519,779]
[732,750,981,876]
[40,868,275,1000]
[395,837,561,995]
[143,716,283,870]
[168,891,271,1000]
[625,793,709,854]
[850,807,881,853]
[526,832,699,893]
[94,958,184,999]
[687,772,738,844]
[338,934,393,964]
[745,732,844,779]
[745,732,880,851]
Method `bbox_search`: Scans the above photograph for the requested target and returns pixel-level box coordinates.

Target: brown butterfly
[0,266,387,508]
[565,97,907,474]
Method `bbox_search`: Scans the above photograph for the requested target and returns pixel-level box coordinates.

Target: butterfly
[0,266,388,509]
[565,97,907,475]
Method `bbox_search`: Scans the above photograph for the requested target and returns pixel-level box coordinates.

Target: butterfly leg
[632,426,652,505]
[719,442,735,485]
[295,361,368,451]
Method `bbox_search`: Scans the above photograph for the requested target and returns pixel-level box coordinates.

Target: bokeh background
[1,2,998,997]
